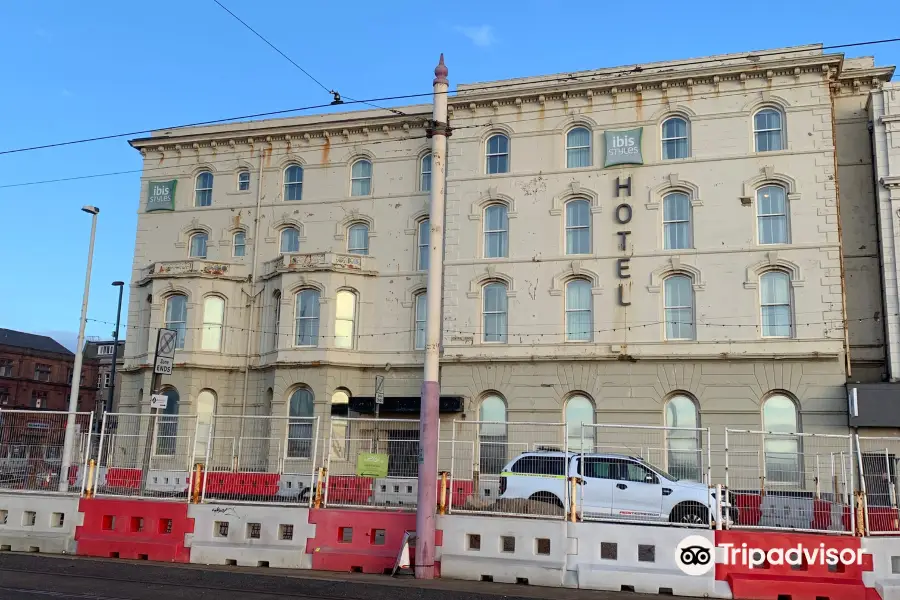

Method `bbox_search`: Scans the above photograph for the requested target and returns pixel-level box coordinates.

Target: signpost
[140,328,177,494]
[375,375,385,419]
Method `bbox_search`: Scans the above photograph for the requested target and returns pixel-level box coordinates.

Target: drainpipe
[868,115,892,381]
[240,148,266,423]
[829,77,852,378]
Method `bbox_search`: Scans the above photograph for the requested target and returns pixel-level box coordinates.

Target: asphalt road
[0,553,668,600]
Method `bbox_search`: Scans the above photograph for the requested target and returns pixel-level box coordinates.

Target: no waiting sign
[154,328,178,374]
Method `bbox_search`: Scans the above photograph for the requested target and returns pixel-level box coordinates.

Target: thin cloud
[455,25,496,48]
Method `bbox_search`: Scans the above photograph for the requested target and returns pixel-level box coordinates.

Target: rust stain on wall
[321,137,331,164]
[634,92,643,121]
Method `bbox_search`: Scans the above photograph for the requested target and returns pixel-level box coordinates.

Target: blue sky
[1,0,898,350]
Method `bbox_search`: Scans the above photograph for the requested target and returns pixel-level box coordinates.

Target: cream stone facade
[120,45,895,472]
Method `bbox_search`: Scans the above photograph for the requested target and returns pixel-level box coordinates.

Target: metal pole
[105,282,125,417]
[60,205,100,492]
[415,54,449,580]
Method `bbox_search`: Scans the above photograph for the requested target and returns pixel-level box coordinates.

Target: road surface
[0,553,669,600]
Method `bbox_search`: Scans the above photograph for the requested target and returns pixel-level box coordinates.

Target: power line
[1,36,897,157]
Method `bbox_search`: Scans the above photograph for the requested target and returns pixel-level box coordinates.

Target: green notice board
[356,453,389,477]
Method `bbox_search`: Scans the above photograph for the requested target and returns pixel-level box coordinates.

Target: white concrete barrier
[187,504,315,569]
[0,493,82,554]
[758,495,814,530]
[373,478,418,507]
[436,514,571,587]
[569,522,729,598]
[863,537,900,600]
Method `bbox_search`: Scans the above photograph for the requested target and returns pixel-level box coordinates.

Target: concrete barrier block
[863,537,900,600]
[0,493,82,554]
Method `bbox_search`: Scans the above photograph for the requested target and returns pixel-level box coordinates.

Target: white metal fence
[856,435,900,536]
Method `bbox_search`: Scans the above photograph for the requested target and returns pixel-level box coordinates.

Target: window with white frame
[201,296,225,351]
[420,153,432,192]
[663,192,691,250]
[194,389,216,461]
[347,223,369,255]
[664,275,694,340]
[482,282,508,343]
[762,394,799,483]
[417,219,430,271]
[760,271,792,338]
[566,127,592,168]
[350,159,372,196]
[189,232,208,258]
[334,290,357,349]
[165,295,187,349]
[0,359,13,377]
[288,388,314,458]
[483,204,509,258]
[34,364,51,382]
[195,171,213,206]
[485,134,509,174]
[156,388,179,456]
[757,185,790,245]
[565,199,591,255]
[478,395,507,475]
[284,164,303,201]
[754,108,784,152]
[280,227,300,253]
[664,395,701,481]
[295,289,320,346]
[565,279,592,341]
[238,170,250,191]
[565,395,594,452]
[415,292,427,350]
[233,232,246,257]
[97,344,114,355]
[102,371,111,388]
[661,117,690,160]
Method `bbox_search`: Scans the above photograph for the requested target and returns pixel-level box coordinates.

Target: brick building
[83,339,126,415]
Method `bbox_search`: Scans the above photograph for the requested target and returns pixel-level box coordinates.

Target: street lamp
[59,205,99,492]
[106,281,125,417]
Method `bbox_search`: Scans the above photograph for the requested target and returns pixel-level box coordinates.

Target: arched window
[237,170,250,192]
[195,171,213,207]
[347,223,369,255]
[232,232,246,257]
[201,296,225,351]
[665,395,700,481]
[483,282,508,343]
[287,388,314,458]
[565,200,591,255]
[194,389,216,461]
[565,279,592,342]
[155,388,179,456]
[189,232,208,258]
[414,292,427,350]
[280,227,300,253]
[350,159,372,196]
[165,295,187,349]
[417,219,430,270]
[485,134,509,174]
[330,389,350,458]
[664,275,694,340]
[483,204,509,258]
[762,394,799,483]
[284,165,303,201]
[760,271,792,338]
[754,108,784,152]
[565,395,594,452]
[566,127,592,168]
[757,185,790,245]
[479,395,507,475]
[295,289,320,346]
[334,290,357,349]
[272,291,281,351]
[661,117,690,160]
[663,192,691,250]
[420,153,432,192]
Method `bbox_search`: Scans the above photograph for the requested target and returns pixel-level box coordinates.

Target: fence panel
[201,415,319,505]
[0,409,94,494]
[856,435,900,535]
[449,421,568,519]
[94,412,196,500]
[725,429,854,534]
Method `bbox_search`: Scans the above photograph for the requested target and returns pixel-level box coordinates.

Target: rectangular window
[664,276,694,340]
[238,171,250,191]
[97,345,114,355]
[663,193,691,250]
[34,364,51,382]
[0,359,13,377]
[334,291,357,349]
[761,272,792,338]
[417,220,430,271]
[757,186,789,245]
[295,290,320,347]
[0,387,9,405]
[31,390,47,408]
[483,284,508,343]
[483,205,509,259]
[201,297,225,352]
[102,372,111,388]
[415,293,427,350]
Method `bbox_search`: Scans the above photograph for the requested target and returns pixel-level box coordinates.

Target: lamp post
[106,281,125,416]
[59,205,99,492]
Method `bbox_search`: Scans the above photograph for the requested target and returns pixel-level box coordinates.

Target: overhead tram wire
[1,36,897,157]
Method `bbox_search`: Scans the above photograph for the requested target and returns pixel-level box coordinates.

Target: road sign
[375,375,385,404]
[150,394,168,410]
[154,356,173,375]
[156,329,177,359]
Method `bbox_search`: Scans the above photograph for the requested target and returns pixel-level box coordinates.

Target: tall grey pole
[59,205,100,492]
[415,54,448,580]
[105,281,125,416]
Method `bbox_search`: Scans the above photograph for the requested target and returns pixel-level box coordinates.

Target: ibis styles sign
[146,180,177,212]
[604,128,643,167]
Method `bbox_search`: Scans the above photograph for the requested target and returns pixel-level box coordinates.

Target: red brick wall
[0,346,99,412]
